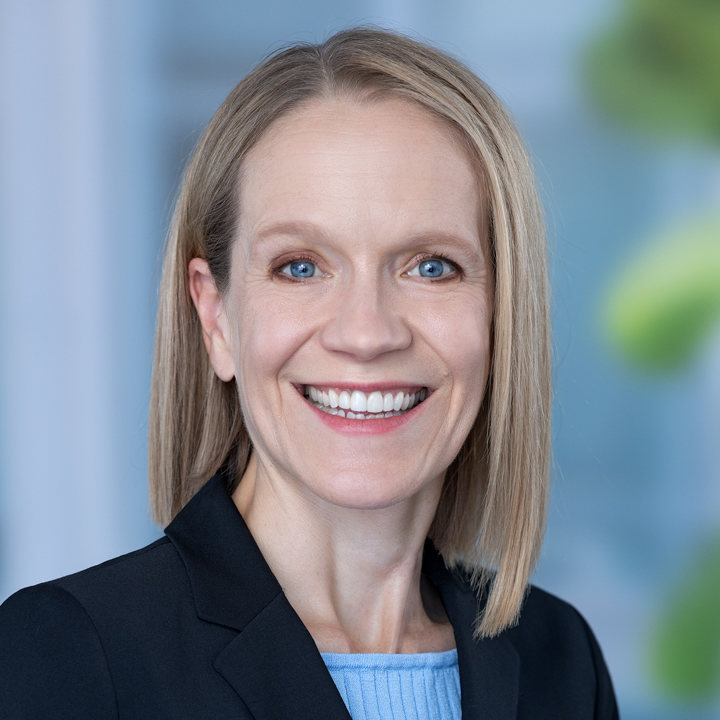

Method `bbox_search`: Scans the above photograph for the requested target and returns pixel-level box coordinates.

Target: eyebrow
[252,220,485,254]
[252,221,331,245]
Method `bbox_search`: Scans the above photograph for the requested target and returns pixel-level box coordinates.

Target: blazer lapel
[424,542,520,720]
[165,474,350,720]
[214,593,350,719]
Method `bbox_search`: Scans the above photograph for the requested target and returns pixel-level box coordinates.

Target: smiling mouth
[303,385,428,419]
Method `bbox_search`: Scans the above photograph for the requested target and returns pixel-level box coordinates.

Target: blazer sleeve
[0,584,118,719]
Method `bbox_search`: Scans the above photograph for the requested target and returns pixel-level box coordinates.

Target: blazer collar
[165,472,280,631]
[423,543,520,719]
[166,474,519,719]
[165,474,351,718]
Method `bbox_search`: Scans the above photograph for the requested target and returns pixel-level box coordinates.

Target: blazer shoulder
[518,584,591,633]
[0,538,188,718]
[0,583,119,718]
[43,537,185,604]
[444,568,609,669]
[507,585,619,719]
[0,535,177,611]
[511,584,607,660]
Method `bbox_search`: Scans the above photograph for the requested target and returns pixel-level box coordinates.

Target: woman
[0,28,618,719]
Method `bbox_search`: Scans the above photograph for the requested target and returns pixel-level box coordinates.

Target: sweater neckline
[320,648,458,670]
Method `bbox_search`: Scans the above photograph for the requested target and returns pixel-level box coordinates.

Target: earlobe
[188,258,236,382]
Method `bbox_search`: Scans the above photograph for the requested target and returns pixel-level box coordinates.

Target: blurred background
[1,0,719,717]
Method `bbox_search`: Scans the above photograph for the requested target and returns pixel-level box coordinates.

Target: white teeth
[305,385,427,419]
[349,390,367,413]
[367,391,384,413]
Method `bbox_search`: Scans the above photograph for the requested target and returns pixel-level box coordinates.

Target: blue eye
[409,257,456,279]
[283,260,318,278]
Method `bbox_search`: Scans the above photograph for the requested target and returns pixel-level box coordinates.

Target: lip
[295,383,431,435]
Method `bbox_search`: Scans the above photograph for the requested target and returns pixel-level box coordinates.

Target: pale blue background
[2,2,719,718]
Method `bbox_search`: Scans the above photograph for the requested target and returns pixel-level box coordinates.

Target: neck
[233,452,455,653]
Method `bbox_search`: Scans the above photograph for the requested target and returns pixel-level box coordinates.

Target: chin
[303,469,439,512]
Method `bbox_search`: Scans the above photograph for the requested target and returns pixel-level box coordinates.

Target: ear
[188,258,236,382]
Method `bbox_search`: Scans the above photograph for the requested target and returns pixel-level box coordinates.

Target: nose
[318,279,412,361]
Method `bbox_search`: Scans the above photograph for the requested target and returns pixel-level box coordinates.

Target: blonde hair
[149,27,550,637]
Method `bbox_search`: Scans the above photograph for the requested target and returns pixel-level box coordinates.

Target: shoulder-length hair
[149,27,550,638]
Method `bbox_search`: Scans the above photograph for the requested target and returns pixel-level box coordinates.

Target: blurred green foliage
[585,0,720,704]
[603,215,720,371]
[648,536,720,699]
[585,0,720,143]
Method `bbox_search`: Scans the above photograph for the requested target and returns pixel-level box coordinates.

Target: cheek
[233,289,316,396]
[421,294,492,385]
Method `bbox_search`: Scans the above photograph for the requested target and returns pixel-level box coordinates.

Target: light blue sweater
[321,649,461,720]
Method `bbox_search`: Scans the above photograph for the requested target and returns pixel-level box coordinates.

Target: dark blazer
[0,474,619,719]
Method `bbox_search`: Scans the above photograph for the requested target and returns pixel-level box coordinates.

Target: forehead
[237,95,485,246]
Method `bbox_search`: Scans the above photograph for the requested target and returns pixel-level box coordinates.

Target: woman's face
[204,96,493,511]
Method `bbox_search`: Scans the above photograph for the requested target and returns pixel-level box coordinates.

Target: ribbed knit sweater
[321,649,461,720]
